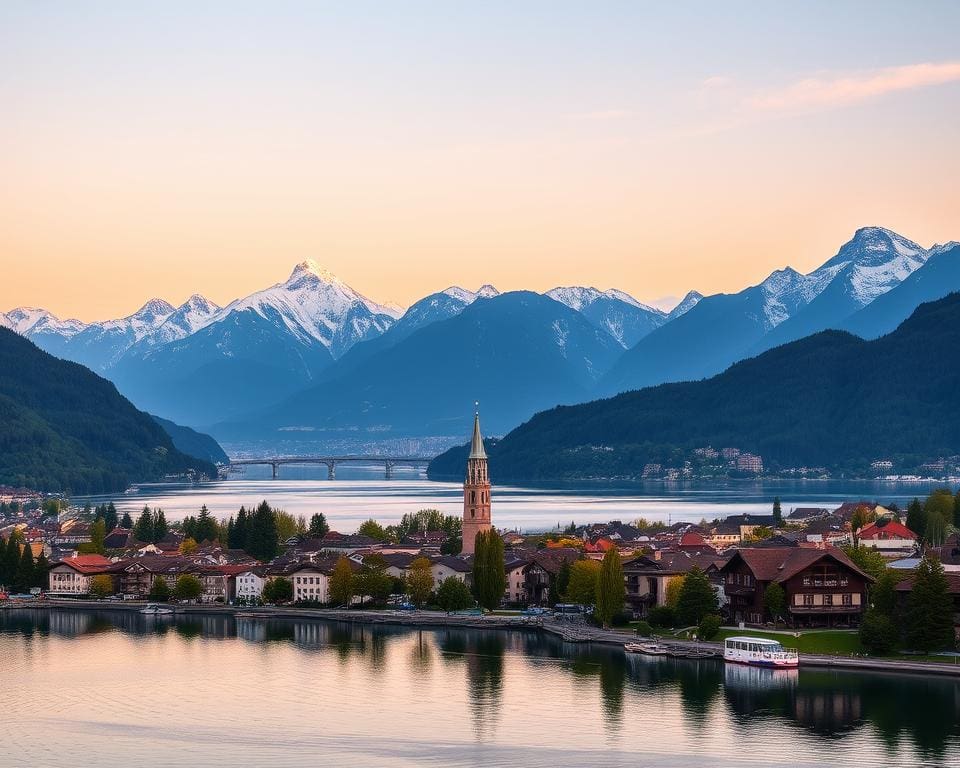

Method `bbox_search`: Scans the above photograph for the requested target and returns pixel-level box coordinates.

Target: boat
[624,641,668,656]
[139,603,174,616]
[723,636,799,668]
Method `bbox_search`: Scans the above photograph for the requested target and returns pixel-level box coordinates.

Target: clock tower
[461,410,491,555]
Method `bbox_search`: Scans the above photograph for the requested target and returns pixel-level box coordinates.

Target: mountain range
[428,292,960,481]
[4,226,958,449]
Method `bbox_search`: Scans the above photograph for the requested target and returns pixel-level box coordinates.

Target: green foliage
[904,555,956,653]
[14,540,35,593]
[89,518,106,555]
[389,509,462,542]
[905,498,925,539]
[772,497,783,527]
[308,513,329,539]
[859,609,899,655]
[244,501,278,561]
[0,327,215,493]
[120,511,133,529]
[698,614,722,641]
[665,575,684,608]
[89,574,114,598]
[329,556,355,607]
[148,577,170,602]
[634,620,652,638]
[648,605,675,628]
[440,537,462,555]
[264,577,293,604]
[436,577,474,612]
[406,557,434,608]
[841,545,888,583]
[153,509,168,542]
[133,506,154,544]
[356,554,393,605]
[675,566,719,627]
[172,574,203,601]
[0,534,21,587]
[357,519,390,542]
[871,569,899,617]
[594,548,625,628]
[32,550,48,589]
[763,583,787,624]
[274,510,300,544]
[564,559,600,606]
[471,529,506,610]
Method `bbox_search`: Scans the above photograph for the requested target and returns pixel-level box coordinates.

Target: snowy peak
[546,286,661,315]
[130,298,176,325]
[667,290,703,320]
[286,259,344,288]
[440,285,500,304]
[476,284,500,299]
[144,295,222,346]
[1,307,87,337]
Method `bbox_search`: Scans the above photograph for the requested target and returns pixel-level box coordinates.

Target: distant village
[1,418,959,654]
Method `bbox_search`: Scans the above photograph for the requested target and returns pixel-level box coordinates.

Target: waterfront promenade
[7,599,960,679]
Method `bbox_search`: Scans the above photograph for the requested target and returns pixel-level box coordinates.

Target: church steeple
[462,406,491,556]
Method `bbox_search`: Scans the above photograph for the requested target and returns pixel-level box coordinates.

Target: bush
[860,608,899,655]
[634,620,652,637]
[611,609,633,627]
[698,614,722,640]
[648,605,675,628]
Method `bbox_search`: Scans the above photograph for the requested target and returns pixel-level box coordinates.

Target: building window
[842,593,852,606]
[823,594,833,606]
[802,594,814,607]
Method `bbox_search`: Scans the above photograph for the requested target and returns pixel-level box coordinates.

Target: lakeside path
[7,600,960,679]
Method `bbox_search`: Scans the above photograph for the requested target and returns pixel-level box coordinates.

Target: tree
[152,509,168,542]
[89,574,114,599]
[698,614,722,640]
[172,574,203,602]
[471,529,507,610]
[33,550,49,590]
[436,577,474,612]
[329,556,355,607]
[407,556,434,608]
[675,567,719,627]
[308,513,329,539]
[860,609,899,655]
[905,498,925,539]
[264,577,293,604]
[763,582,786,625]
[903,555,955,653]
[440,537,462,555]
[120,511,134,529]
[850,507,868,544]
[133,506,153,544]
[356,554,393,605]
[194,504,219,543]
[870,569,899,618]
[245,501,278,561]
[553,559,572,605]
[772,497,783,528]
[148,577,170,602]
[665,575,685,608]
[565,559,601,605]
[14,541,35,593]
[89,518,106,554]
[230,506,248,549]
[841,545,887,583]
[1,535,20,588]
[103,503,119,533]
[357,519,390,542]
[275,510,300,543]
[179,537,198,555]
[594,548,625,628]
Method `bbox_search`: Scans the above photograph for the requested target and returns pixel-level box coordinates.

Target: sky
[2,1,959,320]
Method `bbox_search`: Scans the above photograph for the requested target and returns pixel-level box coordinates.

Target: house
[103,527,136,549]
[787,507,830,522]
[720,547,873,627]
[233,567,267,602]
[833,501,893,522]
[857,519,917,554]
[285,562,334,603]
[504,559,530,604]
[707,514,777,548]
[429,555,471,588]
[623,550,726,617]
[318,533,383,554]
[677,531,715,552]
[47,554,113,595]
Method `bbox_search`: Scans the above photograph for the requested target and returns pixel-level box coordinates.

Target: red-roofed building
[857,520,917,554]
[720,547,873,628]
[48,554,113,595]
[678,531,715,553]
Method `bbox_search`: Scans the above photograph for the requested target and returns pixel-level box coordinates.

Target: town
[2,415,958,660]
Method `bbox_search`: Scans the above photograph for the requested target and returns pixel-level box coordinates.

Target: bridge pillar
[385,460,395,480]
[271,463,279,479]
[326,461,336,481]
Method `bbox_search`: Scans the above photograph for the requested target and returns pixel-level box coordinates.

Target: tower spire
[469,404,486,459]
[462,402,491,556]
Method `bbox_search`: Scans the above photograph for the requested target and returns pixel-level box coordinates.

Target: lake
[84,469,953,532]
[2,608,958,767]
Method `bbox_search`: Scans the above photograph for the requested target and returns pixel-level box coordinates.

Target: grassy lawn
[705,628,864,656]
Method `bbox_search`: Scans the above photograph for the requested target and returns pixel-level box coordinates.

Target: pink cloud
[749,60,960,112]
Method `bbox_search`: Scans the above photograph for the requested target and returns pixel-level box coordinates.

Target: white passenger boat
[139,603,174,616]
[723,636,799,668]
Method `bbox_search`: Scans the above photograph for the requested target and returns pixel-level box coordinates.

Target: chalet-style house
[623,550,727,617]
[47,554,113,596]
[720,547,873,627]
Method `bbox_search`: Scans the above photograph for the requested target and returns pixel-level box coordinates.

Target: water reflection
[2,608,959,766]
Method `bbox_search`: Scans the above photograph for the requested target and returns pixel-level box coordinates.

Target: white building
[234,569,266,601]
[287,564,331,603]
[47,555,112,595]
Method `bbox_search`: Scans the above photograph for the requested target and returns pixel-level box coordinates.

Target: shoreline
[6,600,960,679]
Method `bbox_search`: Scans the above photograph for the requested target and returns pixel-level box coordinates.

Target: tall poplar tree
[471,530,506,610]
[595,548,625,628]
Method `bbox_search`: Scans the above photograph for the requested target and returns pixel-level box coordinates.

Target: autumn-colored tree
[179,537,199,555]
[329,556,355,607]
[89,574,114,599]
[665,575,685,608]
[565,559,601,605]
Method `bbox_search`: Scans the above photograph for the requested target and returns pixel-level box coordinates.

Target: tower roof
[469,412,487,459]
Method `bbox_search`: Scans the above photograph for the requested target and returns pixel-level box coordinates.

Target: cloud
[700,75,733,90]
[748,60,960,112]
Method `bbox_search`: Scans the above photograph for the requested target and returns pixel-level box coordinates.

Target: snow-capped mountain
[546,286,667,347]
[666,290,703,320]
[141,294,222,347]
[0,307,88,337]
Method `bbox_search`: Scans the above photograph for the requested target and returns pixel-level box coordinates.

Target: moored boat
[139,603,174,616]
[624,641,669,656]
[723,636,799,668]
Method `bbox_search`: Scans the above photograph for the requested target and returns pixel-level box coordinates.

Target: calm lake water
[2,608,959,768]
[85,469,953,531]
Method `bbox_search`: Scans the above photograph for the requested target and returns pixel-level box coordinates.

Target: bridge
[228,455,436,480]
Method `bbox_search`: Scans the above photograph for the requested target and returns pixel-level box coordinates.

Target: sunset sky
[2,1,959,320]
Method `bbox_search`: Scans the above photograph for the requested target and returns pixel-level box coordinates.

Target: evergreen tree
[763,582,786,624]
[89,518,106,554]
[264,577,293,604]
[120,511,134,529]
[871,569,899,618]
[308,513,329,539]
[153,509,168,542]
[195,504,218,543]
[675,566,719,627]
[905,498,925,539]
[471,530,506,610]
[772,497,783,528]
[436,577,473,612]
[14,541,35,593]
[1,535,20,587]
[595,547,625,628]
[231,506,248,549]
[0,536,9,587]
[149,577,170,602]
[245,501,278,561]
[172,574,203,601]
[407,556,434,608]
[133,505,154,543]
[104,502,119,533]
[904,555,955,653]
[33,550,49,590]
